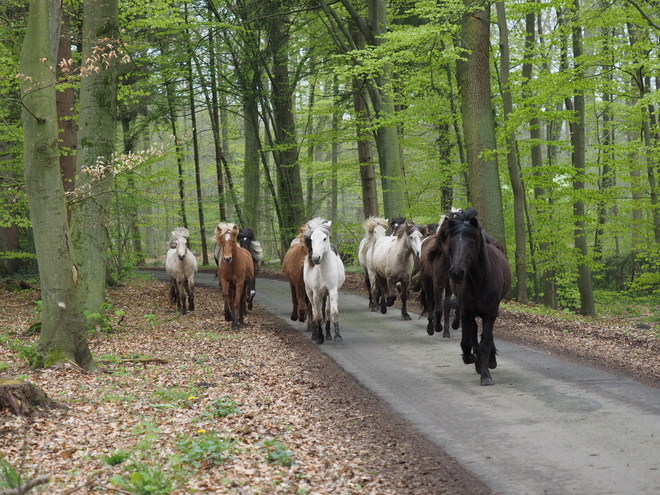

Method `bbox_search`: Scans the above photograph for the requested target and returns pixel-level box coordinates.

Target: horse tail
[250,240,263,263]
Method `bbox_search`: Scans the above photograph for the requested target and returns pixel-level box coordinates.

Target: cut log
[0,379,66,416]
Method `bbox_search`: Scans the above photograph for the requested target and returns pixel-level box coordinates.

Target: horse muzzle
[312,256,321,265]
[223,256,233,264]
[178,254,185,261]
[450,268,465,284]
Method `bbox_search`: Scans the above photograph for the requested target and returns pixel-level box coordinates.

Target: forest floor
[0,269,659,494]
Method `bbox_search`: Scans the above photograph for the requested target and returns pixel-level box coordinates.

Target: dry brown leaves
[0,276,487,495]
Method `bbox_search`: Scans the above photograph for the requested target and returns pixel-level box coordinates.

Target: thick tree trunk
[71,0,119,315]
[456,2,506,246]
[20,0,95,370]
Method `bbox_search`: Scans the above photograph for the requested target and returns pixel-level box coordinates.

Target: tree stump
[0,379,66,416]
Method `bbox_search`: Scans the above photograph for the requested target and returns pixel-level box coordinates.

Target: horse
[215,222,255,330]
[303,217,345,344]
[165,227,197,315]
[282,226,310,325]
[370,220,426,320]
[419,211,460,338]
[358,217,388,310]
[390,216,406,235]
[237,228,263,310]
[446,207,511,386]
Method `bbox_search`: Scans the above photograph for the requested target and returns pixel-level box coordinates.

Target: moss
[42,348,66,368]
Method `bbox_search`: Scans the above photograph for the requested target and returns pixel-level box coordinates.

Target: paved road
[158,271,660,495]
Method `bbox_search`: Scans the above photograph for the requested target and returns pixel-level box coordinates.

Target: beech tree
[20,0,95,369]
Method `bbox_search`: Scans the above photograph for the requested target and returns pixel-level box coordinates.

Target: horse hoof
[481,376,494,386]
[426,325,434,336]
[248,302,253,311]
[402,314,412,321]
[326,334,334,342]
[462,353,476,365]
[290,315,298,321]
[443,331,451,338]
[224,313,232,322]
[334,334,342,342]
[489,360,497,369]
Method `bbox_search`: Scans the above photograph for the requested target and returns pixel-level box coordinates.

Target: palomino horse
[358,217,388,310]
[215,223,254,330]
[446,207,511,386]
[370,220,425,320]
[238,228,263,310]
[419,210,460,338]
[282,226,309,325]
[303,217,345,344]
[165,227,197,315]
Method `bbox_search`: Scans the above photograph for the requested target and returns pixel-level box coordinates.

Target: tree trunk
[244,97,261,231]
[71,0,119,316]
[0,378,65,416]
[20,0,95,370]
[496,1,526,302]
[566,0,595,317]
[269,5,306,246]
[56,11,76,225]
[456,1,506,246]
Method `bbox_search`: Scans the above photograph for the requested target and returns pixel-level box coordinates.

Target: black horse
[419,211,459,338]
[446,207,511,386]
[237,228,263,310]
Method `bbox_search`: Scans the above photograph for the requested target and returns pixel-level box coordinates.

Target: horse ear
[325,220,332,228]
[469,217,479,229]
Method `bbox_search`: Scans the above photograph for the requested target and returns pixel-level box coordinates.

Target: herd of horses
[164,207,512,386]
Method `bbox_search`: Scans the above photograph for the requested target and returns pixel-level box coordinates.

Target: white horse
[358,217,388,311]
[165,227,198,315]
[370,220,425,320]
[303,217,345,344]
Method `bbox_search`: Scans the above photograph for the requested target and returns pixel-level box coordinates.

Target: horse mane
[169,227,190,248]
[396,220,426,240]
[447,207,480,240]
[215,222,238,243]
[303,217,331,239]
[364,216,388,235]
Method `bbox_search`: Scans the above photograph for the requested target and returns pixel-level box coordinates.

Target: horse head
[304,217,332,265]
[238,227,255,251]
[170,228,190,261]
[215,222,239,264]
[447,207,481,285]
[390,216,406,235]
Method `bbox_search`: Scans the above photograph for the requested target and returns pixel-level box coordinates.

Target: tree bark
[20,0,95,370]
[496,2,526,302]
[71,0,119,316]
[456,1,506,246]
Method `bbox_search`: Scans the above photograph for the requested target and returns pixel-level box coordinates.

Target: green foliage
[43,348,66,368]
[84,302,125,334]
[175,431,236,468]
[151,386,200,408]
[103,450,131,466]
[203,397,241,419]
[259,438,294,467]
[1,336,37,367]
[0,456,21,489]
[109,463,172,495]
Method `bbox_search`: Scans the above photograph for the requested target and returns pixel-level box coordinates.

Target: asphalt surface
[157,270,660,495]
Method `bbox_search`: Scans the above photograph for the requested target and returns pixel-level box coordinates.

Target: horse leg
[479,317,497,386]
[441,289,455,338]
[309,292,324,345]
[247,273,256,310]
[187,277,195,311]
[386,279,396,307]
[222,284,232,322]
[232,281,245,329]
[460,311,477,366]
[322,294,332,342]
[329,289,342,342]
[400,280,411,320]
[375,274,387,314]
[288,283,298,321]
[363,268,374,310]
[432,285,444,337]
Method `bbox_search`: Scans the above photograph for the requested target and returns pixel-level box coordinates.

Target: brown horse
[282,226,309,325]
[215,223,254,330]
[445,207,511,386]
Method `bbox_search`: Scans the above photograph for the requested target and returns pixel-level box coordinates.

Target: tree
[70,0,120,314]
[456,0,506,246]
[20,0,95,369]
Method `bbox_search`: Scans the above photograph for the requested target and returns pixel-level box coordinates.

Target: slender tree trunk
[71,0,119,315]
[330,77,339,223]
[566,0,595,316]
[244,97,261,230]
[164,77,187,228]
[20,0,95,370]
[56,11,76,225]
[496,2,526,302]
[456,1,506,246]
[351,31,378,218]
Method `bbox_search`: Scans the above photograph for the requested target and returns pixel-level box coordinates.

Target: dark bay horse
[446,207,511,385]
[282,226,310,325]
[419,211,460,338]
[215,223,254,330]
